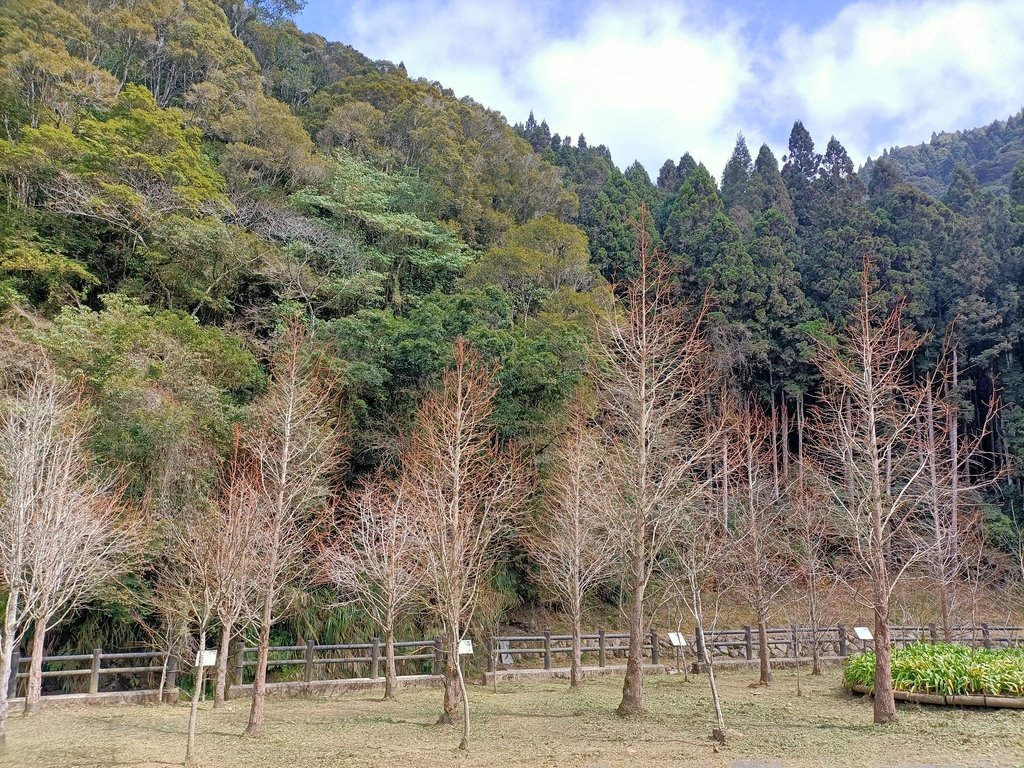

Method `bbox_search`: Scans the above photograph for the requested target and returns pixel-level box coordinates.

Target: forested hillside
[2,0,1024,661]
[865,109,1024,198]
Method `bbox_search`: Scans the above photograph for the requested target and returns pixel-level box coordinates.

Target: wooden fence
[10,623,1023,701]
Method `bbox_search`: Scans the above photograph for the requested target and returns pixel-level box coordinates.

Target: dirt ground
[2,666,1022,768]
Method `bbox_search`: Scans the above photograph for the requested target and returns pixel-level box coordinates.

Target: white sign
[667,632,688,647]
[195,649,217,667]
[458,639,474,655]
[854,626,874,641]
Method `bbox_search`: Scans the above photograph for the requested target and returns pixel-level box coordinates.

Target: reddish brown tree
[403,339,527,750]
[526,396,617,688]
[244,320,343,736]
[321,471,422,701]
[811,271,930,725]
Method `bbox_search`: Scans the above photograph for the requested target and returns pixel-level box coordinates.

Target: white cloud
[302,0,1024,175]
[772,0,1024,160]
[335,0,755,177]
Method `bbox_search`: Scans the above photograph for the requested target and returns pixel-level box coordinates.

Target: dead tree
[595,211,720,717]
[244,320,342,736]
[0,368,141,744]
[725,403,795,686]
[811,270,930,725]
[526,396,617,689]
[403,339,527,751]
[321,471,422,701]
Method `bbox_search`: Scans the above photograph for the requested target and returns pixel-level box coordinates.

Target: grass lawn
[2,666,1022,767]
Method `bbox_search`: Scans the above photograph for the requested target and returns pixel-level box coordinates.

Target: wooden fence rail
[9,623,1023,701]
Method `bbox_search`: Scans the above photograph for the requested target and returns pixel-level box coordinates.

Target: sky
[296,0,1024,179]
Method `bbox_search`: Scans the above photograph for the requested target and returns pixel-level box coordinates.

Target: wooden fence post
[487,636,495,674]
[598,630,606,668]
[370,638,381,679]
[304,639,315,683]
[929,623,938,643]
[433,636,443,675]
[543,629,551,670]
[7,651,19,698]
[791,626,800,659]
[89,648,102,695]
[695,626,706,663]
[982,623,992,650]
[837,624,847,657]
[650,630,659,665]
[743,625,753,660]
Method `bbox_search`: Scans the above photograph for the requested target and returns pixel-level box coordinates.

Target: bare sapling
[724,402,796,687]
[526,395,617,689]
[321,471,422,700]
[211,441,265,708]
[245,319,343,736]
[790,463,837,676]
[595,208,720,717]
[156,506,225,765]
[919,349,998,641]
[403,339,527,751]
[670,510,730,745]
[0,367,141,748]
[810,268,932,725]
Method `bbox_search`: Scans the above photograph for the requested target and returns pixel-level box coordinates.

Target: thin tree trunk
[186,626,207,764]
[616,571,645,716]
[245,588,274,735]
[0,588,19,749]
[873,603,897,724]
[570,610,583,689]
[757,616,772,685]
[384,629,397,701]
[808,567,821,676]
[455,623,470,751]
[24,619,45,715]
[438,634,460,725]
[214,621,232,708]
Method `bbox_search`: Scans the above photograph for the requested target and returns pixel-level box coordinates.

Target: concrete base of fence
[690,656,846,674]
[224,674,442,700]
[482,663,665,685]
[850,684,1024,709]
[7,688,173,710]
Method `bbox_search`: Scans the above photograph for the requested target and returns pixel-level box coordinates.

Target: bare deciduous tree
[725,403,795,687]
[595,212,720,716]
[244,320,342,736]
[669,509,730,744]
[526,397,617,689]
[0,368,141,747]
[811,271,930,725]
[210,441,266,708]
[404,339,527,751]
[321,471,422,701]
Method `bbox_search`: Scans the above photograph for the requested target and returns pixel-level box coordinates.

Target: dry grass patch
[1,667,1022,767]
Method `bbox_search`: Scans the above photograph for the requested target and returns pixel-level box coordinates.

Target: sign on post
[853,626,874,641]
[458,639,474,655]
[195,649,218,667]
[667,632,688,647]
